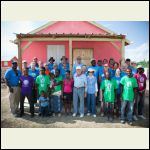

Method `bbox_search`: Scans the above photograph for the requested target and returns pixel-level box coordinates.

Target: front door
[73,48,93,66]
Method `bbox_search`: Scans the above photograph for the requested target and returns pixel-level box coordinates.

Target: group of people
[4,56,147,125]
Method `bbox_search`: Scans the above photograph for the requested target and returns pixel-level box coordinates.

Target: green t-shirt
[36,74,50,95]
[100,79,118,102]
[54,75,63,93]
[120,76,138,101]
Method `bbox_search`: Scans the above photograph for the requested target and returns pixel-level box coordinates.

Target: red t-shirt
[134,73,147,91]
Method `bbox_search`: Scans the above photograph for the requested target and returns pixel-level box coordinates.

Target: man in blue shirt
[72,56,83,75]
[73,66,87,118]
[88,59,99,79]
[4,61,21,116]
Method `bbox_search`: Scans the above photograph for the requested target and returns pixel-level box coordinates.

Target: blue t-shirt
[4,68,21,86]
[48,63,54,71]
[87,76,97,94]
[38,96,49,107]
[28,68,39,80]
[59,63,70,79]
[113,76,122,94]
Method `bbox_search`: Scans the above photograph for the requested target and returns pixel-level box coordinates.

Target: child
[38,91,49,117]
[134,65,147,120]
[120,68,138,125]
[44,63,50,75]
[113,68,122,117]
[62,70,73,115]
[51,69,63,117]
[51,63,58,75]
[19,67,34,117]
[99,63,112,117]
[86,68,98,118]
[100,71,118,122]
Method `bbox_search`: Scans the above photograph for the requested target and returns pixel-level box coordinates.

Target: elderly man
[73,66,87,118]
[4,61,21,116]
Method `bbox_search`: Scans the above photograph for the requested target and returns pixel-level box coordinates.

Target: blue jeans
[41,106,49,116]
[121,101,134,122]
[73,87,85,115]
[51,95,62,113]
[134,92,145,116]
[87,93,96,115]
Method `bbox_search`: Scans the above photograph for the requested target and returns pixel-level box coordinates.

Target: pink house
[14,21,130,71]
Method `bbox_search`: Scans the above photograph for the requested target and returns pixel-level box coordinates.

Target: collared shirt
[4,68,21,86]
[87,75,98,94]
[73,73,87,91]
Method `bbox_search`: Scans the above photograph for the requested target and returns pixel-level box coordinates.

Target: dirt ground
[1,84,149,128]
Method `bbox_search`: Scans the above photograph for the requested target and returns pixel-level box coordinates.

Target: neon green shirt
[36,74,50,95]
[120,76,138,101]
[101,79,118,102]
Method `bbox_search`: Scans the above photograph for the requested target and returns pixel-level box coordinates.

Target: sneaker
[87,113,91,116]
[80,114,84,118]
[109,117,113,122]
[93,114,96,118]
[128,121,133,125]
[31,114,34,118]
[100,113,104,117]
[138,115,146,120]
[133,115,138,121]
[58,113,61,117]
[120,120,125,124]
[72,113,76,117]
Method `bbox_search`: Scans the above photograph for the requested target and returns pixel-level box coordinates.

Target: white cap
[137,65,143,69]
[76,66,82,70]
[88,68,95,72]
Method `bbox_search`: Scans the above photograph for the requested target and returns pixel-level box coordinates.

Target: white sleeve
[95,82,98,92]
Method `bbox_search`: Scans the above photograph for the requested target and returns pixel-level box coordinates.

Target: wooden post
[69,39,72,72]
[121,39,125,67]
[18,40,22,72]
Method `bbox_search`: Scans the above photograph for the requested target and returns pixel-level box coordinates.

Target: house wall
[22,40,122,65]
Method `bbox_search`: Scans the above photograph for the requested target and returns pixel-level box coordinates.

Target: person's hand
[95,92,97,97]
[9,87,13,93]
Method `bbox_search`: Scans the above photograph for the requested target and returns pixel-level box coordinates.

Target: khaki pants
[9,86,21,114]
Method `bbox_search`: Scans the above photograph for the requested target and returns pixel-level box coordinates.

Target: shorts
[63,92,72,103]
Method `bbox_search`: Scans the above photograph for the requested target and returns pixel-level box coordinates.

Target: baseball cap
[88,68,95,72]
[104,63,109,67]
[76,66,81,70]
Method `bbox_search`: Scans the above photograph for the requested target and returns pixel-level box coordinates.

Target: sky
[1,21,149,62]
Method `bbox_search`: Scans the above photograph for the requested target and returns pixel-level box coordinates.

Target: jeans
[105,102,114,118]
[41,106,49,116]
[121,101,134,122]
[51,95,62,113]
[87,93,96,115]
[20,94,34,115]
[73,87,85,115]
[134,92,145,116]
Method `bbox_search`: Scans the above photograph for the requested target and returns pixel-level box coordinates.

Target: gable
[29,21,110,35]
